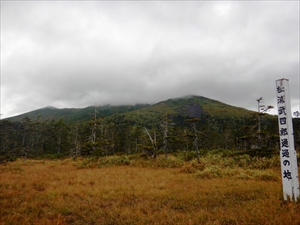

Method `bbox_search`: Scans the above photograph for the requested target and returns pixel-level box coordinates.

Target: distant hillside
[1,95,282,159]
[6,104,150,122]
[5,95,254,124]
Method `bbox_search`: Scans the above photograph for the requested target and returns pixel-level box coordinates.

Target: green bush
[195,167,279,181]
[206,148,233,157]
[97,155,130,167]
[175,150,207,162]
[195,166,222,179]
[41,153,66,160]
[76,150,281,171]
[153,155,184,168]
[200,151,280,170]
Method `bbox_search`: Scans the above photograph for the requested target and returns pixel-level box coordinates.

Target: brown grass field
[1,156,300,225]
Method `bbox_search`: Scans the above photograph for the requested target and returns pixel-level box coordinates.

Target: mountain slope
[6,104,150,122]
[108,95,255,127]
[161,95,252,117]
[5,95,254,123]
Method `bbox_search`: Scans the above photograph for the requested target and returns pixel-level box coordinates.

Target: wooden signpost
[275,78,299,201]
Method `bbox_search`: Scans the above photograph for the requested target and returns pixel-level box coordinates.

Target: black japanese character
[283,170,292,180]
[283,160,290,166]
[277,95,285,104]
[281,139,289,148]
[280,117,287,125]
[278,106,286,115]
[282,149,290,158]
[280,128,288,136]
[277,86,284,93]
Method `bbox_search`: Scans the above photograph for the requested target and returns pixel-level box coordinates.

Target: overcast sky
[1,1,299,119]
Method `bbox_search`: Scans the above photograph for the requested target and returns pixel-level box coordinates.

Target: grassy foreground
[1,155,300,225]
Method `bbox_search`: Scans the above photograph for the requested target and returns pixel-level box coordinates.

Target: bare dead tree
[256,97,273,148]
[144,127,157,158]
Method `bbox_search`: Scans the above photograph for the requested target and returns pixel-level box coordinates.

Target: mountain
[144,95,252,118]
[1,95,282,159]
[4,95,254,123]
[6,104,150,122]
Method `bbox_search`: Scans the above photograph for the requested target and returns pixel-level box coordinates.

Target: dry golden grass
[1,158,300,225]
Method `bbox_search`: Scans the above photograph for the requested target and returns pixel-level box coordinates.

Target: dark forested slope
[1,95,285,160]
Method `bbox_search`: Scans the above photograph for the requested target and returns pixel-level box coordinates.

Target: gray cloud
[1,1,299,118]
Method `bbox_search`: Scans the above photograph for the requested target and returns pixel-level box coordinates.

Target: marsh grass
[1,156,300,225]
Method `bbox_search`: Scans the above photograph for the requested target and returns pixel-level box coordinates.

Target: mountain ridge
[3,95,254,123]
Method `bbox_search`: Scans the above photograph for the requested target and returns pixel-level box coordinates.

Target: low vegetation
[1,152,300,225]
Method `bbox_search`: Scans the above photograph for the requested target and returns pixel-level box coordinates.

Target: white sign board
[275,78,299,201]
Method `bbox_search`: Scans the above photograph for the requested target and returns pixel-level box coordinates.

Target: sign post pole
[275,78,299,201]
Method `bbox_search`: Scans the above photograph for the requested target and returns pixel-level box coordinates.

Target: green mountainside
[1,95,286,161]
[6,95,253,123]
[7,104,150,122]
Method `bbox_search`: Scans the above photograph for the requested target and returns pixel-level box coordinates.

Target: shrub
[175,150,207,162]
[76,155,131,168]
[196,166,222,179]
[200,151,280,170]
[97,155,130,167]
[42,153,66,160]
[195,166,279,181]
[180,160,205,173]
[130,154,184,168]
[154,155,184,168]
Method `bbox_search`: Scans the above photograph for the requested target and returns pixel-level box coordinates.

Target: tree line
[1,110,299,162]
